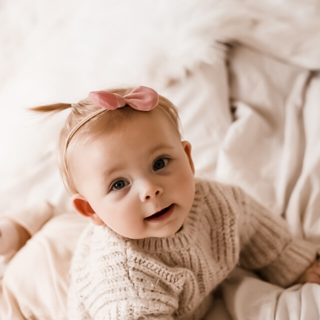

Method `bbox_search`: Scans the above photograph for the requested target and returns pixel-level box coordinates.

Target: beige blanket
[0,213,88,320]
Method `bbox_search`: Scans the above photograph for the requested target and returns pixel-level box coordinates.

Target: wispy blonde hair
[30,88,181,195]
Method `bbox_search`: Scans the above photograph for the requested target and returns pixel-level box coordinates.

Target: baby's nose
[144,189,160,200]
[140,182,163,201]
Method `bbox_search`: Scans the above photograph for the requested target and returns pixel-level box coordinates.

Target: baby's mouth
[144,204,173,221]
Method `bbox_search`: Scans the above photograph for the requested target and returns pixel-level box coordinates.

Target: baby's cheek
[106,202,144,239]
[173,175,195,210]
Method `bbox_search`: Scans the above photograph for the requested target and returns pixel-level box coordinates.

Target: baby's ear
[181,141,195,174]
[71,194,104,226]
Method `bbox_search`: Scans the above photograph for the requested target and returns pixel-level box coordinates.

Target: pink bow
[89,86,159,111]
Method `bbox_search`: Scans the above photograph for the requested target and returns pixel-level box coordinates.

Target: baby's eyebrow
[103,165,124,180]
[149,143,176,154]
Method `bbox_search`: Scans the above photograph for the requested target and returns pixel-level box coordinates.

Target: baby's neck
[175,225,183,234]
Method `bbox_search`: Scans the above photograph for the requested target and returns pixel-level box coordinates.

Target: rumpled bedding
[217,46,320,320]
[0,0,320,319]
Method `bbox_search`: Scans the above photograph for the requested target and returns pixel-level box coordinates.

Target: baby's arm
[0,201,54,258]
[231,185,317,287]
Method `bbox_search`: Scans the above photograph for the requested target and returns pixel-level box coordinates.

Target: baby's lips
[144,204,173,220]
[145,206,164,218]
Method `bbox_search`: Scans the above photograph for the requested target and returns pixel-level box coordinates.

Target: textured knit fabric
[68,179,317,320]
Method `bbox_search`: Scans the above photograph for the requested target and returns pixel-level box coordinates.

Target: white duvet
[216,46,320,320]
[0,0,320,319]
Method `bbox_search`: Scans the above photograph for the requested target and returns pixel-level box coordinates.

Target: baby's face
[71,109,195,239]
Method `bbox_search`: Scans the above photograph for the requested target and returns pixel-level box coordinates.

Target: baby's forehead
[70,111,180,172]
[71,108,178,155]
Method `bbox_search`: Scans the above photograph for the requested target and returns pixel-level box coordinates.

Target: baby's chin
[149,223,184,238]
[113,220,185,240]
[126,228,182,240]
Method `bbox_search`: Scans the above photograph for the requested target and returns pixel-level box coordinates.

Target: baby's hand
[296,257,320,285]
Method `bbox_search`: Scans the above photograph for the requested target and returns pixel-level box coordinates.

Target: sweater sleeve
[231,185,317,287]
[69,269,178,320]
[68,226,179,320]
[68,280,176,320]
[67,281,91,320]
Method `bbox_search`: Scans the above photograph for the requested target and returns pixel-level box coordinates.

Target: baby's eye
[153,158,169,171]
[111,179,129,191]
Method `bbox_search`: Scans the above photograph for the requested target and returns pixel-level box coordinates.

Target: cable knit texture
[68,179,317,319]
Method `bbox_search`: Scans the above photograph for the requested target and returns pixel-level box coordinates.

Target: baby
[1,86,319,319]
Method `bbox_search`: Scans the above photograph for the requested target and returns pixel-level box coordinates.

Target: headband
[63,86,159,172]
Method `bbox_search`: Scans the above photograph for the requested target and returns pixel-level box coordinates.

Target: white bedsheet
[216,45,320,244]
[221,267,320,320]
[215,46,320,320]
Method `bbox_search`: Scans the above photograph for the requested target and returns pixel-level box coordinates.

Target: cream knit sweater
[68,179,316,320]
